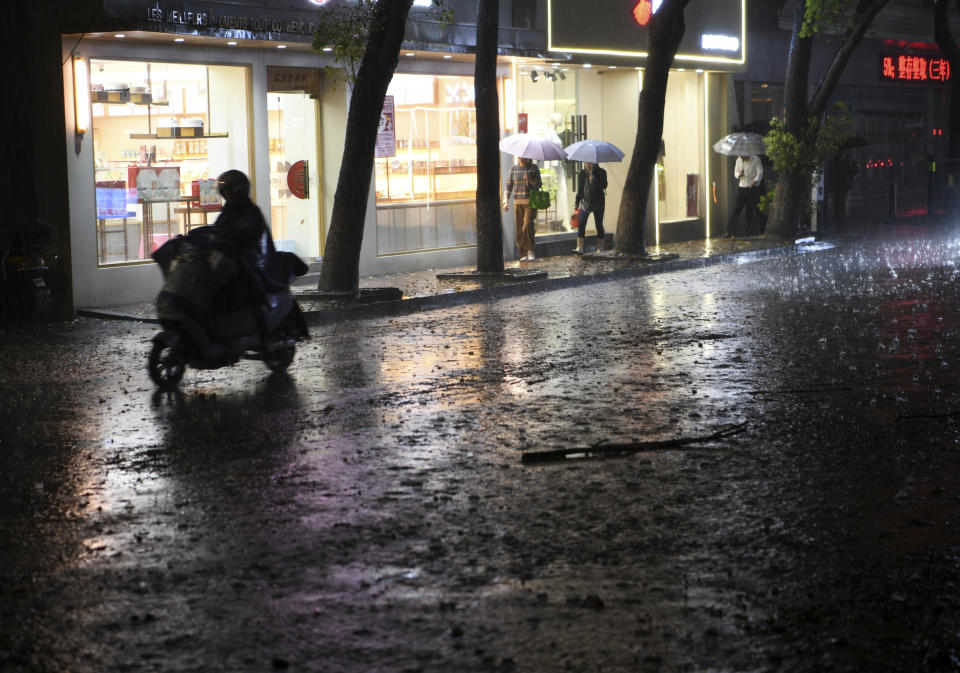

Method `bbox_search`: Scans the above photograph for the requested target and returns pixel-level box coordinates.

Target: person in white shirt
[722,154,764,238]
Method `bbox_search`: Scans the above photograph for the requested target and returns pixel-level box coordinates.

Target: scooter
[147,232,309,388]
[0,219,56,324]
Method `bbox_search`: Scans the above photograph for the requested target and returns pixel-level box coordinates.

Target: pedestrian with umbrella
[565,140,624,254]
[500,134,565,261]
[713,132,765,238]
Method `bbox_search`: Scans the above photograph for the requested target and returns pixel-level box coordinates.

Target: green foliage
[311,1,374,90]
[764,103,853,178]
[757,190,774,215]
[800,0,862,38]
[311,1,454,91]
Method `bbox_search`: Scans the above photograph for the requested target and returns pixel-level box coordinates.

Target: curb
[297,242,808,325]
[78,242,820,326]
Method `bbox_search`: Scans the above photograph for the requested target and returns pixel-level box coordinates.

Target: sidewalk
[78,236,816,324]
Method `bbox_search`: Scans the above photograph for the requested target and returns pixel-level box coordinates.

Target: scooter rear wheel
[149,335,186,387]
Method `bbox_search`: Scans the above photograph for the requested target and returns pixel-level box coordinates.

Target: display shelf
[95,98,169,106]
[129,132,228,139]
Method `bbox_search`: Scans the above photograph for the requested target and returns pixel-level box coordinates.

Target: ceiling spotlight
[530,70,538,82]
[558,71,566,80]
[546,72,557,81]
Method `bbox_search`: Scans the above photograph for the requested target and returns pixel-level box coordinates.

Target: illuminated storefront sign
[548,0,745,65]
[880,53,951,83]
[701,34,740,52]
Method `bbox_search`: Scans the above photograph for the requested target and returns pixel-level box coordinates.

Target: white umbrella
[564,139,626,163]
[499,133,567,161]
[713,132,766,157]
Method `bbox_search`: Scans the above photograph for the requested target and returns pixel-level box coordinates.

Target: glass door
[267,92,323,261]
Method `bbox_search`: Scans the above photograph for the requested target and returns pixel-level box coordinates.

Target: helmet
[216,170,250,200]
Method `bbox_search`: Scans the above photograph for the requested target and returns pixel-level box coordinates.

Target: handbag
[570,208,581,230]
[529,188,551,210]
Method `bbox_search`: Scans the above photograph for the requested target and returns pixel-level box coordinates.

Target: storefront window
[267,86,323,263]
[515,69,576,235]
[374,74,480,254]
[658,71,704,225]
[90,60,250,265]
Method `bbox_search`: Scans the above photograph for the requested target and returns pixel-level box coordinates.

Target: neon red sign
[880,53,950,83]
[633,0,652,25]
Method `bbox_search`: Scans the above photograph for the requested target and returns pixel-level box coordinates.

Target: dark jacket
[575,167,607,211]
[213,197,274,257]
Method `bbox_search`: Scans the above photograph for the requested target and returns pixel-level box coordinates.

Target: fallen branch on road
[520,422,749,465]
[895,410,960,421]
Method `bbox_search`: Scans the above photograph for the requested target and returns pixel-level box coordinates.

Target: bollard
[889,182,898,219]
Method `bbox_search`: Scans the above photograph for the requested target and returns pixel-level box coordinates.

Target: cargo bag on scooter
[154,237,237,323]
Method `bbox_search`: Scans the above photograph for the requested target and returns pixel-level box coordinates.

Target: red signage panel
[287,160,309,200]
[880,53,951,84]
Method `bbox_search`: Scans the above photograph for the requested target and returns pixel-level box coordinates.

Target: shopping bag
[529,188,551,210]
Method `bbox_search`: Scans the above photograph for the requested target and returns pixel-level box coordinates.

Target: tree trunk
[614,0,691,255]
[935,0,960,159]
[765,3,811,239]
[318,0,414,293]
[474,0,503,273]
[765,170,810,240]
[765,0,891,239]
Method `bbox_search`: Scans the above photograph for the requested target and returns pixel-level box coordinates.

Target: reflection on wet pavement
[2,228,960,672]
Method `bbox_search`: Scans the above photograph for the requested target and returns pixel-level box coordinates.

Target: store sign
[375,96,396,159]
[127,0,328,36]
[880,53,951,84]
[287,161,309,199]
[547,0,744,66]
[104,0,443,39]
[267,66,322,96]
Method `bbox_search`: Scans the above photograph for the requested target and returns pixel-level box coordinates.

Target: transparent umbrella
[499,133,567,161]
[712,132,766,157]
[564,139,626,163]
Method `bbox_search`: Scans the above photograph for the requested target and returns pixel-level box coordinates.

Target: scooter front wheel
[149,332,186,387]
[264,343,295,373]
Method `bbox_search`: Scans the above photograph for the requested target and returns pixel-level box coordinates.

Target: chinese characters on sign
[880,54,951,83]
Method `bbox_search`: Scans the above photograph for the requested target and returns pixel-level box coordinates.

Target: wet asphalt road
[2,230,960,672]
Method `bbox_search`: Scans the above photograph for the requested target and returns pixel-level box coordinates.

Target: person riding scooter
[148,170,309,386]
[211,169,275,349]
[153,170,305,363]
[213,169,274,264]
[212,170,306,298]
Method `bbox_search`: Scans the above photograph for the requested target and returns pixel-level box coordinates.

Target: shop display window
[90,60,251,265]
[267,89,323,263]
[374,74,482,254]
[658,71,704,224]
[376,74,478,205]
[514,69,576,234]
